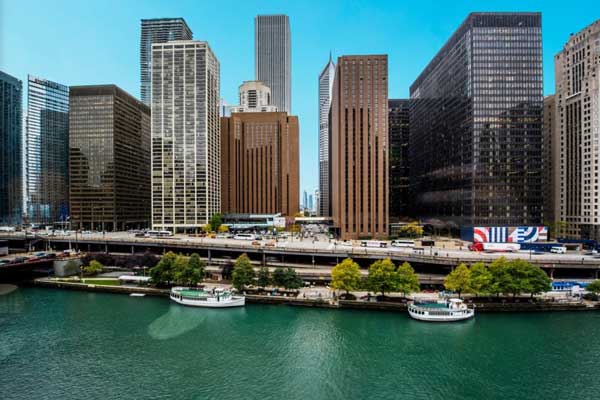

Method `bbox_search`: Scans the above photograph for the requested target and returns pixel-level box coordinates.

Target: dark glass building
[410,12,544,228]
[25,75,70,225]
[69,85,151,231]
[140,18,193,106]
[388,99,410,221]
[0,71,23,225]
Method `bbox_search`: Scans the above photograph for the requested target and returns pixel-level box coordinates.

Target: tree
[587,280,600,294]
[202,224,212,233]
[469,262,492,297]
[210,213,223,232]
[526,264,551,297]
[83,260,103,276]
[283,268,304,290]
[150,251,177,286]
[218,224,229,233]
[504,259,532,298]
[272,267,288,288]
[257,267,271,288]
[232,254,255,290]
[174,253,205,286]
[367,258,399,296]
[397,222,424,238]
[444,263,471,297]
[330,258,362,294]
[488,257,511,297]
[396,262,420,296]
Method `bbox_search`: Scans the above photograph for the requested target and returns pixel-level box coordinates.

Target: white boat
[130,293,146,297]
[169,287,245,308]
[408,298,474,322]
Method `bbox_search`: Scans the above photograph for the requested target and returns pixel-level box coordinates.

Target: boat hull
[408,305,474,322]
[170,294,245,308]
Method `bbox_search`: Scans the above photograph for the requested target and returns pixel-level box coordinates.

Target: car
[550,246,567,254]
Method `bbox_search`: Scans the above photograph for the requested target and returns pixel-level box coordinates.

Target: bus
[360,240,388,248]
[145,230,173,238]
[391,240,415,248]
[234,233,256,241]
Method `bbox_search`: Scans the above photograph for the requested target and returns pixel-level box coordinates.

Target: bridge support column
[550,268,555,279]
[208,249,212,265]
[595,270,599,279]
[262,251,266,267]
[131,245,134,255]
[105,244,108,253]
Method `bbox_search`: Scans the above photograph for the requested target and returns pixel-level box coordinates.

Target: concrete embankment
[30,279,599,312]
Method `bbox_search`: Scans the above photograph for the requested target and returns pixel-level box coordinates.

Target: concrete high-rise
[151,41,220,232]
[543,95,556,227]
[410,12,544,228]
[221,112,299,216]
[0,71,23,225]
[554,20,600,240]
[255,15,291,113]
[318,54,335,217]
[388,99,411,222]
[25,75,69,225]
[69,85,150,231]
[140,18,193,106]
[331,55,389,240]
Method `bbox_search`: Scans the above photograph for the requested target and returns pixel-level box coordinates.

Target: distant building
[221,111,299,216]
[303,190,308,211]
[543,95,556,226]
[255,15,291,113]
[318,54,335,217]
[151,41,221,232]
[25,75,69,225]
[69,85,151,231]
[219,98,231,117]
[0,71,23,225]
[410,12,544,228]
[229,81,278,113]
[331,55,389,240]
[388,99,410,222]
[308,194,313,211]
[140,18,193,106]
[554,20,600,240]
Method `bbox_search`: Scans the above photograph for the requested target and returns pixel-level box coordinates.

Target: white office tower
[151,41,221,232]
[318,54,335,217]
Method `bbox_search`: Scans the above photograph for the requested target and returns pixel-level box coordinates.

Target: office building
[543,95,556,226]
[388,99,411,221]
[69,85,150,231]
[410,12,544,227]
[0,71,23,225]
[221,111,299,216]
[151,41,220,231]
[230,81,278,113]
[140,18,193,106]
[554,20,600,240]
[318,54,335,217]
[25,75,69,225]
[255,15,291,113]
[331,55,389,240]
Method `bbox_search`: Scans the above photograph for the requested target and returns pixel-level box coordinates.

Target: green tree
[257,267,271,288]
[150,251,177,286]
[272,267,287,288]
[488,257,511,297]
[283,268,304,290]
[174,253,205,286]
[526,263,551,297]
[444,263,471,297]
[83,260,103,276]
[210,213,223,232]
[396,261,420,296]
[469,262,492,297]
[330,258,362,294]
[504,259,532,298]
[232,254,255,290]
[586,280,600,294]
[367,258,399,296]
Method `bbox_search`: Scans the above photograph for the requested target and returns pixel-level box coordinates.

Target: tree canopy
[444,263,471,297]
[469,262,492,297]
[150,251,177,286]
[210,213,223,232]
[173,253,205,286]
[257,267,271,288]
[232,254,255,290]
[272,267,303,290]
[367,258,400,296]
[587,280,600,294]
[396,262,420,296]
[330,258,362,294]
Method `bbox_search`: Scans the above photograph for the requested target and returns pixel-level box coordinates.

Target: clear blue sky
[1,0,598,198]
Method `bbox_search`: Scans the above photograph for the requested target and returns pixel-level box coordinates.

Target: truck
[469,242,521,252]
[519,242,563,252]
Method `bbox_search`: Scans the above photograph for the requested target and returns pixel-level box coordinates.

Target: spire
[329,50,332,63]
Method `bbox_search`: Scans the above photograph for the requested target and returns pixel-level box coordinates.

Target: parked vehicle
[360,240,388,248]
[550,246,567,254]
[391,240,415,248]
[234,233,256,241]
[469,242,521,252]
[519,242,563,252]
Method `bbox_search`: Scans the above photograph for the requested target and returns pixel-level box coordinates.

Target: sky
[1,0,599,199]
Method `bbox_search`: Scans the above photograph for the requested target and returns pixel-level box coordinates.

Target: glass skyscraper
[388,99,410,221]
[410,12,544,227]
[25,75,69,225]
[140,18,193,107]
[318,54,335,217]
[0,71,23,225]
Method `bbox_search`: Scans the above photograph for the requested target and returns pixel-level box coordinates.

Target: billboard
[473,226,548,243]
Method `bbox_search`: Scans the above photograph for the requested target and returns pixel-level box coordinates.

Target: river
[1,288,599,399]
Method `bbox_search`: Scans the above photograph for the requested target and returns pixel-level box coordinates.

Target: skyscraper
[543,95,556,227]
[140,18,193,106]
[69,85,150,231]
[388,99,411,222]
[0,71,23,225]
[331,55,389,240]
[25,75,69,225]
[229,81,278,113]
[151,40,220,232]
[255,15,291,113]
[318,54,335,217]
[554,20,600,240]
[410,12,544,228]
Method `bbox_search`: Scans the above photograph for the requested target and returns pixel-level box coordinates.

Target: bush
[83,260,103,276]
[583,293,599,301]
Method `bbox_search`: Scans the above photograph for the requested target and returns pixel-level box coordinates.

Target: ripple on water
[147,304,207,340]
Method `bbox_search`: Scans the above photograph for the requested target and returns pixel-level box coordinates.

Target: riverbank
[30,278,600,313]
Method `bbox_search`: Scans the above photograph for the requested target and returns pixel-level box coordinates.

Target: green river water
[1,288,599,400]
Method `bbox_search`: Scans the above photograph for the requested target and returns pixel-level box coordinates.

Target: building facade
[331,55,389,240]
[221,112,299,216]
[554,20,600,240]
[230,81,278,113]
[140,18,193,107]
[388,99,411,222]
[543,95,556,227]
[69,85,151,231]
[255,15,291,113]
[151,41,220,232]
[318,55,335,217]
[0,71,23,225]
[410,12,544,228]
[25,75,69,225]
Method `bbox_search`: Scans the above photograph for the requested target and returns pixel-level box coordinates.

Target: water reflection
[147,304,209,340]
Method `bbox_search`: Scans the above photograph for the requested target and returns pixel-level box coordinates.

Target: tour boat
[408,298,474,322]
[169,287,245,308]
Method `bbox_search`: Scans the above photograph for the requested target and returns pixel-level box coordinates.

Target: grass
[81,279,121,286]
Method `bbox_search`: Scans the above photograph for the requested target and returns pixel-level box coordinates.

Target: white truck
[470,242,521,252]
